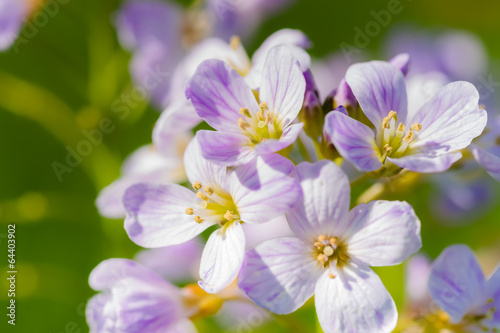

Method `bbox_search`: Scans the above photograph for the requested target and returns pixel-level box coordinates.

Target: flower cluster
[84,1,500,332]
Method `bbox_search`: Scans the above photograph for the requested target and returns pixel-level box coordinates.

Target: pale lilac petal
[215,299,270,331]
[345,201,421,266]
[428,244,486,323]
[0,0,27,51]
[471,144,500,181]
[333,79,356,110]
[185,59,259,132]
[135,238,203,282]
[199,222,245,294]
[286,160,350,241]
[238,237,322,314]
[259,45,306,127]
[89,259,168,292]
[124,183,215,247]
[242,215,295,249]
[409,82,487,154]
[195,130,256,166]
[387,152,463,173]
[324,111,382,172]
[167,319,198,333]
[315,265,397,333]
[389,53,410,76]
[406,71,448,120]
[346,61,408,129]
[86,293,111,333]
[230,154,301,224]
[405,254,432,304]
[254,123,303,155]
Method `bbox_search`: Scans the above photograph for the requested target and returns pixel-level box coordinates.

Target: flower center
[185,181,239,226]
[378,111,422,163]
[312,234,350,279]
[237,102,283,145]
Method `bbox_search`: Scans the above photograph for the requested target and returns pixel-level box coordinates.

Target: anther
[397,123,405,132]
[192,181,202,190]
[323,246,334,257]
[230,36,240,50]
[328,273,336,279]
[384,144,392,153]
[382,111,397,128]
[259,101,268,111]
[329,237,338,246]
[410,123,422,131]
[224,210,234,221]
[488,298,494,304]
[204,186,213,196]
[257,110,265,121]
[240,107,251,118]
[314,241,323,248]
[318,235,327,242]
[194,216,204,224]
[403,131,414,143]
[317,254,326,262]
[185,208,194,215]
[238,117,250,130]
[196,191,208,201]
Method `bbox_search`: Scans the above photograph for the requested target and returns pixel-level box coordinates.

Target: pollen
[382,111,397,128]
[317,254,327,262]
[192,181,202,190]
[410,123,422,131]
[197,191,208,201]
[403,131,414,143]
[240,107,251,118]
[224,210,234,221]
[238,117,250,130]
[314,241,323,248]
[230,35,240,50]
[397,123,405,132]
[329,237,338,246]
[194,216,204,224]
[204,186,214,196]
[318,235,327,242]
[259,101,268,111]
[185,207,194,215]
[328,273,336,279]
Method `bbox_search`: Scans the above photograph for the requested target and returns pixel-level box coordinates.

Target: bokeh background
[1,0,500,331]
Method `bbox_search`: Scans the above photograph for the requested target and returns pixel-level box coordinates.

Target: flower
[123,136,301,293]
[0,0,29,51]
[471,115,500,182]
[238,160,421,332]
[428,244,500,332]
[324,60,487,175]
[86,259,199,333]
[185,45,306,166]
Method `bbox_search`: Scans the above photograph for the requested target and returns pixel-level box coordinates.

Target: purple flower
[405,254,432,309]
[471,115,500,181]
[123,136,301,293]
[324,60,487,174]
[86,259,197,333]
[186,45,306,166]
[0,0,28,51]
[96,138,190,219]
[238,160,421,333]
[428,244,500,332]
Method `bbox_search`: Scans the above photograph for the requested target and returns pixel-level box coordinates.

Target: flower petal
[388,151,463,173]
[409,81,487,154]
[124,183,215,247]
[199,222,245,294]
[345,200,421,266]
[185,59,259,132]
[428,244,486,323]
[254,123,304,155]
[167,319,198,333]
[484,266,500,327]
[315,265,397,333]
[86,293,110,333]
[259,45,306,127]
[195,130,256,166]
[286,160,350,241]
[471,144,500,181]
[230,154,301,224]
[238,237,322,314]
[346,61,408,129]
[324,111,382,172]
[0,0,26,51]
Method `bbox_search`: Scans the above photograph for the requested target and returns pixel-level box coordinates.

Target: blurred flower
[238,160,421,333]
[0,0,29,51]
[428,244,500,332]
[471,114,500,181]
[325,60,487,175]
[186,45,306,166]
[123,136,301,293]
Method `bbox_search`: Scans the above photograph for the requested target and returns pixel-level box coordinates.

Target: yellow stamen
[314,241,323,248]
[318,235,327,242]
[317,254,326,262]
[382,111,397,128]
[257,110,265,121]
[204,186,213,196]
[185,208,194,215]
[196,191,208,201]
[328,273,336,279]
[224,210,234,221]
[410,123,422,131]
[194,216,204,223]
[230,35,240,50]
[403,131,414,143]
[259,101,268,111]
[239,107,251,118]
[397,123,405,132]
[329,237,338,246]
[238,117,250,130]
[192,181,202,190]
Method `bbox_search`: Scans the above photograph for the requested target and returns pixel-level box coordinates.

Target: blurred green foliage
[0,0,499,331]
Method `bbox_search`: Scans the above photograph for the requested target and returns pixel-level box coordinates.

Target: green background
[1,0,499,331]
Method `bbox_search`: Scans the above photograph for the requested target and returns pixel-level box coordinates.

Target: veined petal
[199,222,245,294]
[484,266,500,327]
[471,144,500,181]
[409,81,487,154]
[389,53,410,76]
[428,244,486,323]
[124,183,215,247]
[238,237,322,314]
[89,258,170,292]
[167,319,198,333]
[185,59,259,132]
[195,130,256,167]
[286,160,350,241]
[86,293,111,333]
[324,111,382,172]
[259,45,306,127]
[387,152,462,173]
[315,265,397,333]
[346,61,408,129]
[254,123,303,155]
[345,201,422,266]
[229,154,301,224]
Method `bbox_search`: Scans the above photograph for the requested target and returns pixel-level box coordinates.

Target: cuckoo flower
[186,45,306,166]
[238,160,421,333]
[124,136,301,293]
[325,61,487,174]
[428,245,500,332]
[86,259,198,333]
